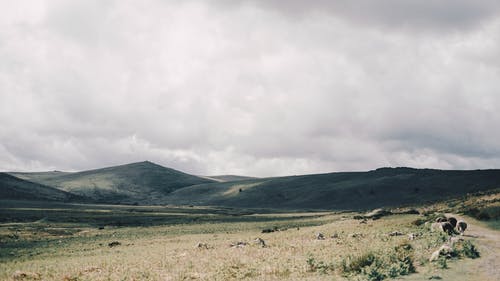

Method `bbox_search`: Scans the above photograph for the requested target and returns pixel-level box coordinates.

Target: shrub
[306,255,333,274]
[340,245,417,280]
[465,206,500,221]
[364,264,386,281]
[390,243,416,275]
[411,218,426,226]
[436,256,448,269]
[341,252,377,274]
[461,240,480,259]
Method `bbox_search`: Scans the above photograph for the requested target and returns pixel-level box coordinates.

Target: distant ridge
[9,161,214,204]
[204,175,258,182]
[6,164,500,210]
[0,172,87,202]
[165,167,500,210]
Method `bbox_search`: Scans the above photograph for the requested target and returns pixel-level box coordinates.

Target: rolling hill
[6,164,500,210]
[0,172,87,202]
[10,161,215,204]
[164,167,500,210]
[204,175,258,182]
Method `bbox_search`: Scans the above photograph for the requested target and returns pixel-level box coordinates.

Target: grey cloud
[227,0,500,32]
[1,1,500,176]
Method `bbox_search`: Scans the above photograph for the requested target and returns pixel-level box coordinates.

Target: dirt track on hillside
[453,215,500,281]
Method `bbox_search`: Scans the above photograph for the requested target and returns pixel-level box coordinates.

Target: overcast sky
[1,0,500,177]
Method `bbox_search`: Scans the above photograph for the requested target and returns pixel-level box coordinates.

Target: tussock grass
[0,201,490,281]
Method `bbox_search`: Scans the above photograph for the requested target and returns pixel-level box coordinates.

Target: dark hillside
[0,173,86,202]
[166,168,500,210]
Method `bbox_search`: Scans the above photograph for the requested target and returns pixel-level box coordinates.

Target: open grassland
[0,196,499,281]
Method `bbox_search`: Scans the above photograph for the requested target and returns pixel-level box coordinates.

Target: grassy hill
[0,173,86,202]
[204,175,258,182]
[165,167,500,210]
[10,161,214,204]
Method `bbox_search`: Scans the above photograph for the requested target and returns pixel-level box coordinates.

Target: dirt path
[451,215,500,281]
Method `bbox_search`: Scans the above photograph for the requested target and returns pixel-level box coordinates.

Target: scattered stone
[230,241,248,248]
[12,270,40,280]
[429,244,454,261]
[388,231,404,236]
[316,233,325,240]
[408,233,417,240]
[196,242,209,249]
[83,266,102,273]
[261,228,275,233]
[254,237,267,247]
[331,233,339,239]
[359,219,368,224]
[430,222,443,232]
[108,241,121,247]
[62,275,79,281]
[428,276,442,280]
[349,233,363,238]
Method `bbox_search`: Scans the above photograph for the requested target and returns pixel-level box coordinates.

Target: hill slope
[204,175,257,182]
[0,173,86,202]
[165,167,500,210]
[10,161,214,204]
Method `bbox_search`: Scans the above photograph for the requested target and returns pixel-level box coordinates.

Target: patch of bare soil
[467,220,500,281]
[453,215,500,281]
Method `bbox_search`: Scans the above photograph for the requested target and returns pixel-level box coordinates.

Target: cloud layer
[1,1,500,176]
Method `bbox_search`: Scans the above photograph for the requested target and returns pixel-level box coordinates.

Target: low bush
[341,252,378,275]
[460,240,480,259]
[436,256,448,269]
[411,218,426,226]
[340,245,416,280]
[306,255,333,274]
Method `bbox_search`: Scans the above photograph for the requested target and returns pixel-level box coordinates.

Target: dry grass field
[1,195,498,281]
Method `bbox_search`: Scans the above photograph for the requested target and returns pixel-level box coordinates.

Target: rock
[349,233,363,238]
[331,233,339,238]
[408,233,417,240]
[316,233,325,240]
[254,237,267,247]
[430,222,442,232]
[83,266,102,273]
[430,244,454,261]
[108,241,121,247]
[388,231,404,236]
[196,242,209,249]
[261,228,275,233]
[230,241,248,248]
[12,271,40,280]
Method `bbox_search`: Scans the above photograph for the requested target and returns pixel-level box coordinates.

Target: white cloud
[1,1,500,176]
